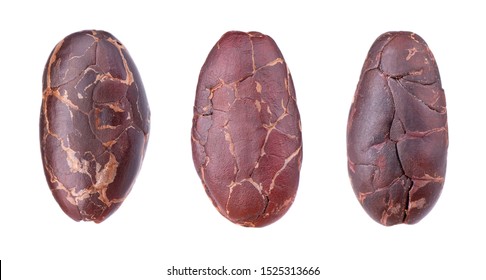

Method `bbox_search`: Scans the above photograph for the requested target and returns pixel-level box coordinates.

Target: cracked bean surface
[347,31,448,226]
[40,30,150,223]
[192,31,302,227]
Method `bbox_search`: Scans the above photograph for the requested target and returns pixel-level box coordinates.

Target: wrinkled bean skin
[192,31,302,227]
[347,32,448,226]
[40,30,150,223]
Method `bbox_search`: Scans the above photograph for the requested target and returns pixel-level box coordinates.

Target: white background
[1,1,484,279]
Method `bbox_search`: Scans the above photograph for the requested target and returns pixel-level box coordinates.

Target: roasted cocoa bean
[347,31,448,226]
[192,31,302,227]
[40,30,150,223]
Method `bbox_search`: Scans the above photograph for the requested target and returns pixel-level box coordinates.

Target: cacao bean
[40,30,150,223]
[192,31,302,227]
[347,31,448,226]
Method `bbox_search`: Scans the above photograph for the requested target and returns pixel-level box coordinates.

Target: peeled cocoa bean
[40,30,150,223]
[192,31,302,227]
[347,31,448,226]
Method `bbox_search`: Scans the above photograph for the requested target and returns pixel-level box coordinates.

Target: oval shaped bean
[347,31,448,226]
[192,31,302,227]
[40,30,150,223]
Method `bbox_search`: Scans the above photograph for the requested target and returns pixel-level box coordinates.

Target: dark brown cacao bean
[347,31,448,226]
[192,31,302,227]
[40,30,150,223]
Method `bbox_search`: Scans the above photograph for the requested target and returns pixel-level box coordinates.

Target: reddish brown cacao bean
[192,31,302,227]
[347,31,448,226]
[40,30,150,223]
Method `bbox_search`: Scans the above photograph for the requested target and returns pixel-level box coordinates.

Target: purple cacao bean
[192,31,302,227]
[347,31,448,226]
[40,30,150,223]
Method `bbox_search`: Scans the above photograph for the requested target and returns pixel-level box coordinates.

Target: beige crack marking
[66,38,97,62]
[232,82,240,99]
[191,133,204,151]
[44,146,79,207]
[249,34,256,72]
[388,71,444,113]
[107,37,134,86]
[41,109,51,139]
[246,178,263,193]
[254,99,262,112]
[225,181,237,215]
[200,56,285,116]
[41,97,64,144]
[356,172,401,200]
[65,147,90,175]
[208,79,224,99]
[71,67,99,93]
[412,174,444,182]
[380,202,402,225]
[262,98,290,135]
[132,84,146,126]
[225,178,264,216]
[47,167,77,206]
[348,158,356,173]
[393,127,447,142]
[94,153,118,188]
[42,107,81,176]
[408,69,423,76]
[56,139,121,207]
[430,89,443,106]
[357,191,370,204]
[94,107,121,131]
[230,57,285,86]
[101,125,137,148]
[269,146,302,192]
[410,198,426,210]
[87,30,101,42]
[409,33,420,44]
[201,80,225,114]
[255,92,298,174]
[265,58,284,67]
[74,153,120,206]
[223,122,236,158]
[227,178,263,194]
[106,103,125,112]
[284,75,290,94]
[248,32,263,38]
[50,89,80,112]
[357,172,442,212]
[44,116,131,208]
[280,98,286,110]
[255,81,262,93]
[278,197,294,211]
[45,38,65,89]
[406,47,418,60]
[98,124,120,130]
[387,202,402,215]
